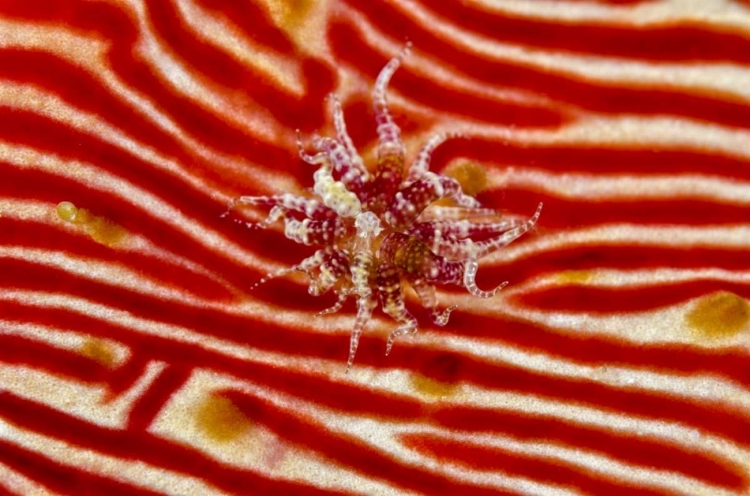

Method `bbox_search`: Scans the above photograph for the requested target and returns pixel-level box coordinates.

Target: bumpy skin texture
[227,44,542,370]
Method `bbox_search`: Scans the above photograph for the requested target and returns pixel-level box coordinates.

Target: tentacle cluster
[226,43,542,370]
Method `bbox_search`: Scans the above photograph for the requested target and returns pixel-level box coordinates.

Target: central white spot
[355,211,383,240]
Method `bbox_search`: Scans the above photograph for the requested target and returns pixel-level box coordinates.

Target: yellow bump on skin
[56,201,79,222]
[56,201,127,246]
[410,374,459,399]
[268,0,315,29]
[443,160,487,197]
[686,291,750,339]
[85,216,127,246]
[194,393,253,443]
[79,338,116,368]
[557,270,594,284]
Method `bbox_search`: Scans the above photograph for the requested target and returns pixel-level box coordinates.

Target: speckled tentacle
[308,249,350,296]
[410,278,457,326]
[312,135,368,200]
[408,218,520,241]
[376,263,418,355]
[408,217,524,259]
[471,202,543,258]
[417,206,499,221]
[312,163,362,218]
[374,42,411,156]
[347,251,376,370]
[430,237,478,260]
[238,205,284,230]
[403,131,463,187]
[347,293,377,372]
[384,172,481,229]
[330,95,368,179]
[317,287,354,317]
[296,130,328,165]
[463,258,508,298]
[225,193,335,222]
[283,217,349,246]
[251,248,330,290]
[380,232,464,284]
[367,44,412,214]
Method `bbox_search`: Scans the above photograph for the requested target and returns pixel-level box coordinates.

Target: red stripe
[222,389,518,495]
[429,139,750,182]
[402,433,683,496]
[126,365,191,430]
[430,406,747,490]
[191,0,296,54]
[0,437,164,496]
[0,392,352,495]
[0,335,107,384]
[515,280,750,314]
[3,298,748,480]
[419,0,750,62]
[331,7,750,129]
[481,245,750,288]
[430,313,750,390]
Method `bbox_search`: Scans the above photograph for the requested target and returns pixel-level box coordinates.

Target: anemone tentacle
[226,45,541,369]
[403,131,463,187]
[330,94,368,179]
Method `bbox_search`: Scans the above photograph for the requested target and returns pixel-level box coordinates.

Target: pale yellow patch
[266,0,316,31]
[56,201,127,246]
[444,160,488,197]
[410,374,460,399]
[194,393,254,443]
[557,270,594,284]
[686,291,750,339]
[79,338,117,368]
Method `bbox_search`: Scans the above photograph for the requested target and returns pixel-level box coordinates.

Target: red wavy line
[221,388,518,495]
[145,0,311,129]
[431,404,747,489]
[0,0,336,132]
[488,190,750,228]
[325,28,571,128]
[0,166,256,294]
[0,218,232,302]
[107,354,151,397]
[0,392,351,495]
[4,298,746,487]
[401,433,685,496]
[428,407,749,489]
[0,50,193,164]
[331,8,750,129]
[191,0,295,55]
[514,279,750,313]
[429,139,750,182]
[126,365,191,431]
[0,335,107,384]
[418,0,750,63]
[431,312,750,389]
[481,244,750,288]
[0,437,163,496]
[6,293,750,460]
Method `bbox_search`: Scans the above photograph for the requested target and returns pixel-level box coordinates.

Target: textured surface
[1,0,750,495]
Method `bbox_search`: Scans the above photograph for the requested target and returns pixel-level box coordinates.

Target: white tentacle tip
[470,280,508,299]
[433,305,458,326]
[463,259,508,298]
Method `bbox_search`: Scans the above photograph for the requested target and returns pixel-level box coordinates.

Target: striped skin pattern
[1,0,750,495]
